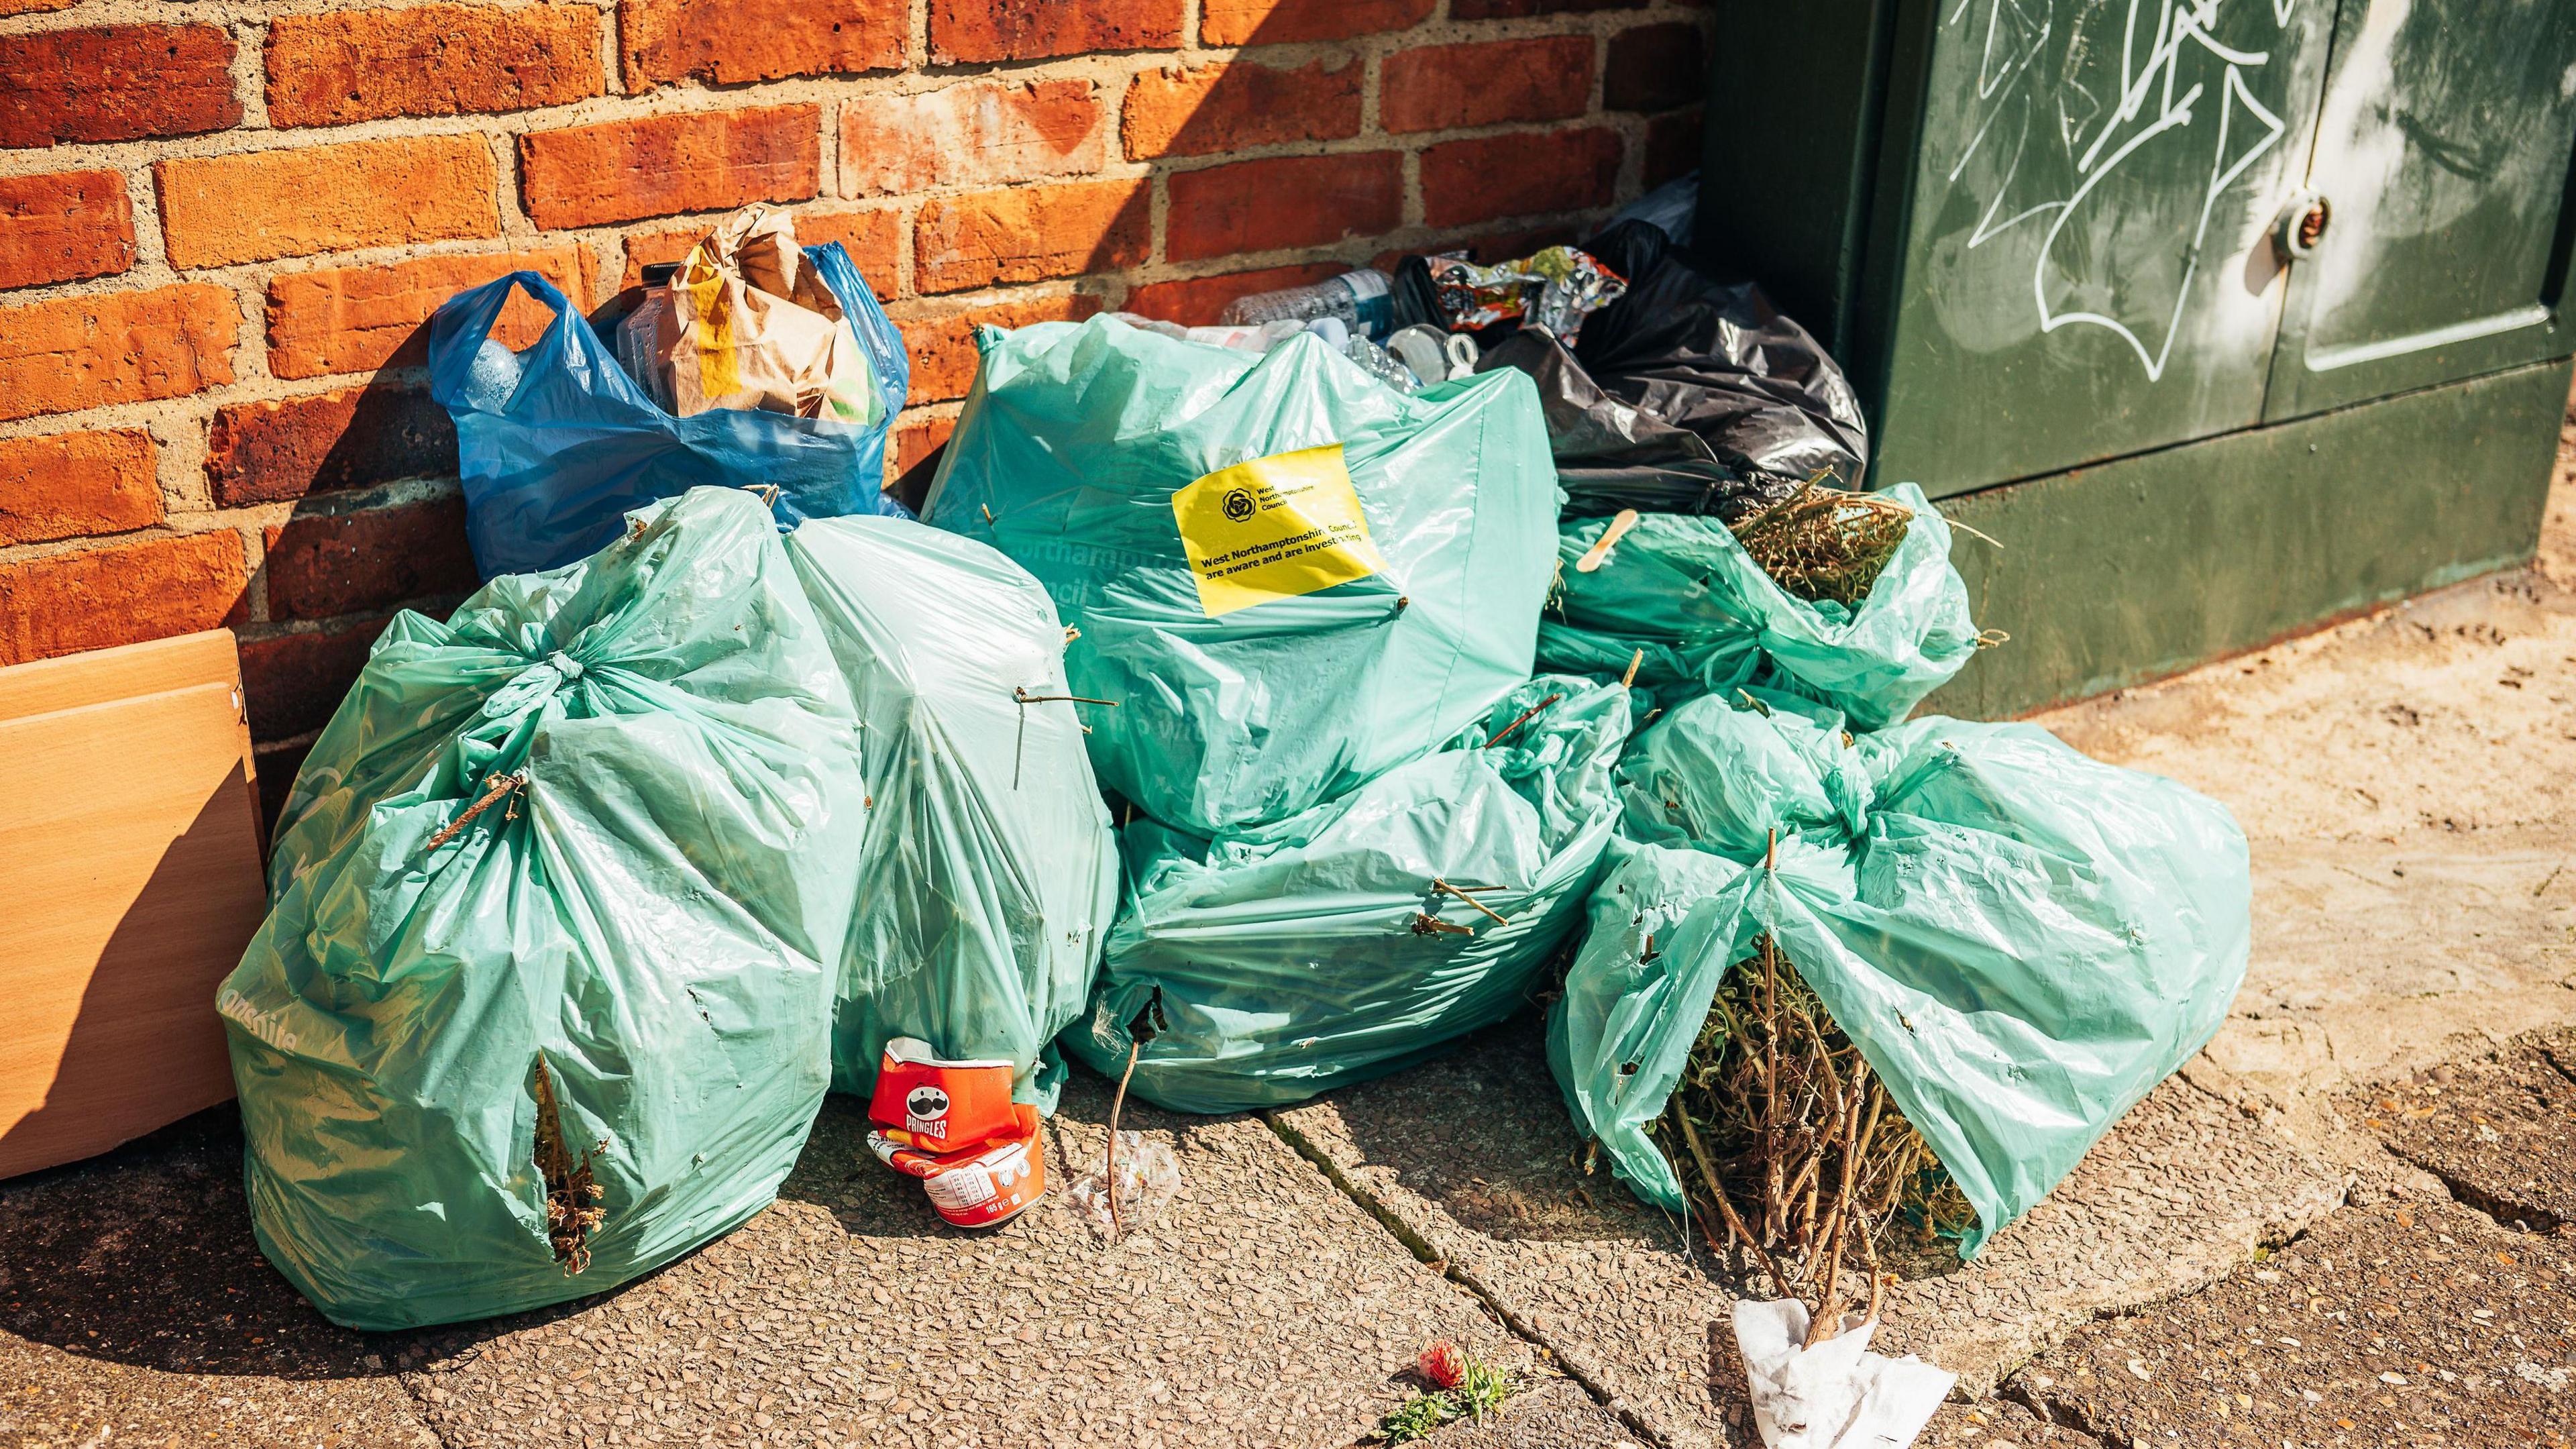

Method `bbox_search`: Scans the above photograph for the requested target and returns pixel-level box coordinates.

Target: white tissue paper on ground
[1066,1131,1181,1240]
[1733,1299,1955,1448]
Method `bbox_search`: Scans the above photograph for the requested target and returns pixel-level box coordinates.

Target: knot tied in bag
[478,650,591,723]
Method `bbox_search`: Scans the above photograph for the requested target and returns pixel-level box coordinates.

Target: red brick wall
[0,0,1708,811]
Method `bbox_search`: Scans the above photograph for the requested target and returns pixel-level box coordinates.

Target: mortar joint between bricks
[181,15,265,133]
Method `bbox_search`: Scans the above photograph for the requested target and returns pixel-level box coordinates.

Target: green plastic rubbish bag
[1615,686,1874,859]
[923,317,1560,837]
[1071,676,1633,1113]
[1550,718,2249,1258]
[782,515,1119,1106]
[1544,835,1829,1211]
[221,487,869,1330]
[1539,482,1978,727]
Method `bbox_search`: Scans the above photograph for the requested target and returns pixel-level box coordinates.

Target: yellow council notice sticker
[1171,443,1389,617]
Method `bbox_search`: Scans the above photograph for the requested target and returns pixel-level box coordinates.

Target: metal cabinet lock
[2276,191,2332,260]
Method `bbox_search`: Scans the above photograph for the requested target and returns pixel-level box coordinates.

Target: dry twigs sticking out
[1651,925,1972,1344]
[1729,474,1914,608]
[422,769,529,854]
[1431,878,1510,926]
[1482,693,1562,750]
[531,1058,606,1275]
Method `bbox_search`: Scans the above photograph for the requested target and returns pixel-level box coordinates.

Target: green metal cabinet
[1698,0,2576,714]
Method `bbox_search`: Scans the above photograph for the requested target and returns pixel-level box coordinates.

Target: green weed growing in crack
[1377,1342,1514,1443]
[1377,1394,1454,1445]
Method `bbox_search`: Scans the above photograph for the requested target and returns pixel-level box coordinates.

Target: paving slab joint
[1959,1176,2356,1398]
[393,1371,464,1449]
[1995,1375,2111,1448]
[2379,1147,2569,1236]
[1262,1109,1682,1449]
[2536,1037,2576,1090]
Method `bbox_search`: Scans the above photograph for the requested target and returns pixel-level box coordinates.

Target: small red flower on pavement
[1417,1340,1466,1390]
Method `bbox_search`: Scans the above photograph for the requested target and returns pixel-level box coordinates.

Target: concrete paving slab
[1868,1075,2345,1394]
[1921,1397,2099,1448]
[0,1076,1519,1449]
[398,1074,1525,1449]
[0,1112,438,1448]
[1270,1014,2343,1446]
[2354,1028,2576,1234]
[1271,1018,1732,1449]
[1405,1377,1640,1448]
[2004,1199,2576,1447]
[2043,533,2576,1138]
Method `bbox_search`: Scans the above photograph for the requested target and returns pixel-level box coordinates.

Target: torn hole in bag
[532,1057,607,1275]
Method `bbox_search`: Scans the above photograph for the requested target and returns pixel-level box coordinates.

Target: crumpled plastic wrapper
[1733,1300,1953,1448]
[1066,1130,1181,1240]
[1429,246,1627,343]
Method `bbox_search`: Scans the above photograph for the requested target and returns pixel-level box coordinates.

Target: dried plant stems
[531,1059,606,1275]
[1671,1097,1790,1298]
[1650,922,1972,1340]
[1100,987,1168,1246]
[1483,693,1563,750]
[1730,474,1915,608]
[423,769,528,853]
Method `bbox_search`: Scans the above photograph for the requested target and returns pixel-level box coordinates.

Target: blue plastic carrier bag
[429,241,911,580]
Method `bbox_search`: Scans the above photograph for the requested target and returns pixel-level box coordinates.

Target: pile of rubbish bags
[224,489,1116,1327]
[221,187,2247,1332]
[921,313,1605,1111]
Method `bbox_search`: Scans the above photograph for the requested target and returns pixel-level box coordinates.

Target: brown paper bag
[656,205,882,424]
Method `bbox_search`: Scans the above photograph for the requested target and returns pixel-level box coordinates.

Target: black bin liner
[1477,219,1871,522]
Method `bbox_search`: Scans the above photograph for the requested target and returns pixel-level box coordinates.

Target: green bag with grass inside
[1540,482,1979,727]
[1614,686,1874,859]
[1550,718,2249,1258]
[922,317,1560,838]
[1073,676,1632,1112]
[783,515,1120,1106]
[221,487,869,1330]
[1545,835,1836,1214]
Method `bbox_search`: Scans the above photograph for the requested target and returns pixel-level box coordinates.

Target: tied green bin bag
[221,488,869,1330]
[1550,717,2249,1258]
[1614,686,1874,859]
[783,515,1120,1106]
[923,317,1560,838]
[1072,676,1631,1113]
[1540,482,1980,727]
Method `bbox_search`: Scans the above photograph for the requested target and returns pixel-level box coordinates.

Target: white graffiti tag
[1945,0,2292,379]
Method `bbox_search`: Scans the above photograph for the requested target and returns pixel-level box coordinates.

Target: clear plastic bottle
[1218,269,1396,341]
[1343,337,1421,394]
[1104,311,1189,340]
[460,338,524,414]
[1253,318,1311,351]
[1184,325,1268,350]
[614,262,680,412]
